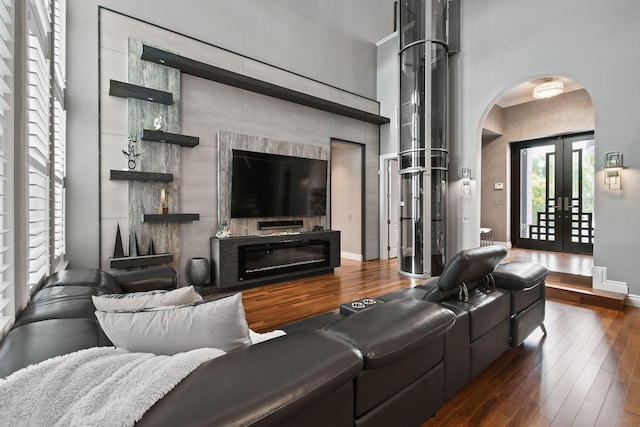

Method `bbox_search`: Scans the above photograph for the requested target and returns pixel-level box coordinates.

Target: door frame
[510,131,595,254]
[379,153,398,259]
[330,139,365,261]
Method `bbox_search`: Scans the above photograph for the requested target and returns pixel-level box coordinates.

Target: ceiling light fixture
[532,78,564,99]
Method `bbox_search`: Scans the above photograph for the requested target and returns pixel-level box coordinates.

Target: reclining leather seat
[379,245,510,400]
[493,261,548,347]
[0,267,177,378]
[138,330,364,427]
[283,298,456,427]
[14,269,123,327]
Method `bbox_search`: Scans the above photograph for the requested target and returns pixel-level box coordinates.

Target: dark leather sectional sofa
[0,245,548,426]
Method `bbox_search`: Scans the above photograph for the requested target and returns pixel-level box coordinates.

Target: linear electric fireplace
[239,239,330,280]
[210,231,340,289]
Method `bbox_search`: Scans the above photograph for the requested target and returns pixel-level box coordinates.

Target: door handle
[564,197,575,212]
[556,197,563,211]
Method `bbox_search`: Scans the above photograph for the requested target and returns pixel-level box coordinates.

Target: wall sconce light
[460,167,471,196]
[603,151,623,190]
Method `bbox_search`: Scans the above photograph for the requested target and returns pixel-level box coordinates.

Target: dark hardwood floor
[240,256,640,427]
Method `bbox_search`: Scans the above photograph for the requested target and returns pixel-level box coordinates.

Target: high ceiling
[495,76,584,108]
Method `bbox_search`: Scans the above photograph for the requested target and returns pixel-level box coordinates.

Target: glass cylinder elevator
[398,0,449,277]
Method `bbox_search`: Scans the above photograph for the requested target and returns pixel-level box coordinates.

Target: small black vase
[188,257,210,285]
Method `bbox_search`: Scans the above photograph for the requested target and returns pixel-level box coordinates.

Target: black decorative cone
[113,223,125,258]
[129,232,140,257]
[147,238,156,255]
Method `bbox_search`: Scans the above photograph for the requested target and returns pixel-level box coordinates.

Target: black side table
[339,298,384,316]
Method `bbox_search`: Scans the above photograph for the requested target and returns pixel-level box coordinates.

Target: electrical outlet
[462,216,470,223]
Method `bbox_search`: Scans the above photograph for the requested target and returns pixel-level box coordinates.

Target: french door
[511,132,595,254]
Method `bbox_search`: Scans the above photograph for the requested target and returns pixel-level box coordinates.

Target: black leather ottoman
[494,262,549,347]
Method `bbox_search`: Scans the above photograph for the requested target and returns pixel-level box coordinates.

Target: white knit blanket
[0,346,225,427]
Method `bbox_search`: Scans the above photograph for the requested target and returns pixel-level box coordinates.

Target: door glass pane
[519,144,556,240]
[399,172,423,275]
[571,139,595,244]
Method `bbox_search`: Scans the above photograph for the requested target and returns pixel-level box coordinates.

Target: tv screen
[230,150,328,218]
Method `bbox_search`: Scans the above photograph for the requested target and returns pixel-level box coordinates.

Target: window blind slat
[0,0,12,336]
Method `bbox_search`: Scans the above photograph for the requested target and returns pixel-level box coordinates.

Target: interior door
[511,132,594,254]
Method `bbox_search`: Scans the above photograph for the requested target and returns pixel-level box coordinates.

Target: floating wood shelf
[141,129,199,147]
[109,170,173,182]
[109,80,173,105]
[110,253,173,269]
[140,45,390,126]
[142,213,200,223]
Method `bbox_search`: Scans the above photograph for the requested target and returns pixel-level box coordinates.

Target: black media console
[210,230,341,289]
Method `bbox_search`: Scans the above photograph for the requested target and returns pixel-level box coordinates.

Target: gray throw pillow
[92,285,202,312]
[96,293,251,355]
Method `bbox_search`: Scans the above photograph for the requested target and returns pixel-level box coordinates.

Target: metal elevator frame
[397,0,457,278]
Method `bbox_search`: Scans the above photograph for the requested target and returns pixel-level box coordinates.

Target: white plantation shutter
[27,0,51,287]
[0,0,14,335]
[51,0,64,266]
[27,38,49,285]
[52,96,64,262]
[0,0,64,339]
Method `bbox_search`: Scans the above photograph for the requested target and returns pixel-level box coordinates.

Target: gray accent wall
[68,1,389,271]
[90,8,381,280]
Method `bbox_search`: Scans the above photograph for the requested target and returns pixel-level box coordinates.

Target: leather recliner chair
[379,245,511,400]
[493,261,549,347]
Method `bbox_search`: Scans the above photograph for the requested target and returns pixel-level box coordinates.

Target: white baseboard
[341,252,363,262]
[592,266,628,294]
[626,294,640,307]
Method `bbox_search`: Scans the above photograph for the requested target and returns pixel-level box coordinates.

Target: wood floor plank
[594,379,626,427]
[527,412,554,427]
[615,312,640,386]
[582,367,616,424]
[572,402,599,427]
[617,409,640,427]
[622,359,640,416]
[550,360,601,426]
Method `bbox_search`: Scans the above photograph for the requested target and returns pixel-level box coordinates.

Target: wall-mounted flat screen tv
[230,150,328,218]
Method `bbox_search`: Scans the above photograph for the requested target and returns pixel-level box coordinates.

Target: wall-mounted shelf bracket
[110,253,174,269]
[109,170,174,182]
[142,213,200,223]
[141,129,199,147]
[140,45,390,125]
[109,79,173,105]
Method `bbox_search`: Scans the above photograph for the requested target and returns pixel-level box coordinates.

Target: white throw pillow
[95,293,251,355]
[249,329,287,345]
[92,285,202,312]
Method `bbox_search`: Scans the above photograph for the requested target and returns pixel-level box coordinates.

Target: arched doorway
[479,75,595,255]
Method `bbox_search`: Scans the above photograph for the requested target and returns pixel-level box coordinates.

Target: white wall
[455,0,640,296]
[331,141,363,259]
[67,1,391,269]
[377,32,399,156]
